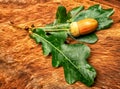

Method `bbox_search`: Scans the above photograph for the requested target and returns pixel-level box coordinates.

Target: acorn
[70,18,98,37]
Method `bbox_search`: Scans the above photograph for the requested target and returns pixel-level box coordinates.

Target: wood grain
[0,0,120,89]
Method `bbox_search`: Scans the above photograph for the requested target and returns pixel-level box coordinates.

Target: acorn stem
[43,28,69,32]
[10,22,70,33]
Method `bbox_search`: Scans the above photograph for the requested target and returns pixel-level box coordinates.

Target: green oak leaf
[46,6,69,27]
[75,33,98,44]
[54,5,68,25]
[67,5,84,22]
[30,28,96,86]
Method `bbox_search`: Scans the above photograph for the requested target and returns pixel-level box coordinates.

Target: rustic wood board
[0,0,120,89]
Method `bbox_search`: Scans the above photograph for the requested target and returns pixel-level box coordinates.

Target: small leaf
[76,33,98,43]
[67,6,84,22]
[54,6,68,24]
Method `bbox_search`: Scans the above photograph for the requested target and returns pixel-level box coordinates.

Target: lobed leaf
[67,6,84,22]
[54,5,68,25]
[75,33,98,43]
[30,28,96,86]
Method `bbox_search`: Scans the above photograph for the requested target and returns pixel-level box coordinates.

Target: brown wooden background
[0,0,120,89]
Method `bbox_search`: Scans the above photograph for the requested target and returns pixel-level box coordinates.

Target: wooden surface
[0,0,120,89]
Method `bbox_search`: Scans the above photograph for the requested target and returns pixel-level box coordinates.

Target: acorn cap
[70,22,80,37]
